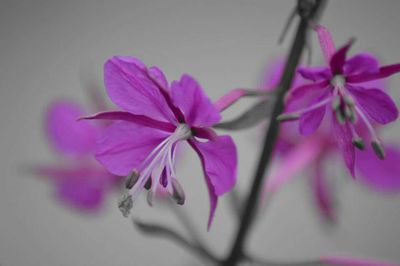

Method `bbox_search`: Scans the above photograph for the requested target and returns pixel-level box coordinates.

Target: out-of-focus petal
[171,74,221,127]
[104,56,176,123]
[299,103,326,136]
[356,145,400,193]
[314,25,336,64]
[332,116,355,177]
[264,138,323,193]
[288,80,330,99]
[330,39,354,75]
[344,53,379,76]
[297,66,331,81]
[312,161,336,222]
[96,121,169,176]
[347,85,398,124]
[46,100,99,156]
[34,165,119,211]
[346,63,400,83]
[82,111,176,133]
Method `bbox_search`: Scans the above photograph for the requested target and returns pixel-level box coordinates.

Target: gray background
[1,0,400,265]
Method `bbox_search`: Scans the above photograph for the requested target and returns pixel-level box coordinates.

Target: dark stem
[221,1,326,265]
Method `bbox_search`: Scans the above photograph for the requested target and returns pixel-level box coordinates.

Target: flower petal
[214,88,248,112]
[344,53,379,76]
[330,39,354,75]
[34,165,119,211]
[171,74,221,127]
[288,80,329,99]
[104,56,176,123]
[82,111,176,132]
[189,136,237,229]
[96,121,169,176]
[332,116,355,176]
[46,100,99,156]
[346,63,400,83]
[299,101,326,136]
[356,145,400,193]
[312,162,336,222]
[347,85,398,124]
[264,138,323,193]
[297,66,331,81]
[314,25,336,64]
[148,66,169,90]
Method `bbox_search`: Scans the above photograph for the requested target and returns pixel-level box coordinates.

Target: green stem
[221,1,326,265]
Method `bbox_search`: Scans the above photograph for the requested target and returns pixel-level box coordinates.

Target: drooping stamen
[354,106,385,159]
[171,178,186,205]
[372,140,385,160]
[125,170,140,189]
[277,97,331,122]
[125,124,192,208]
[349,123,365,150]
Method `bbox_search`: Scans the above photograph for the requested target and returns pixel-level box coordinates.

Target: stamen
[354,106,378,140]
[349,123,364,150]
[278,97,331,122]
[330,75,345,88]
[171,178,186,205]
[118,194,133,217]
[125,170,140,189]
[371,140,385,160]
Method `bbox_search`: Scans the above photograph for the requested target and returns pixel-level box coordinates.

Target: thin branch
[220,1,327,265]
[133,218,220,264]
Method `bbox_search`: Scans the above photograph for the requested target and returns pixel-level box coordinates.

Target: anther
[118,194,133,217]
[171,178,186,205]
[344,105,356,123]
[332,95,341,110]
[371,140,385,160]
[146,191,154,207]
[343,95,355,107]
[144,178,152,190]
[125,170,140,189]
[352,138,365,150]
[335,109,346,124]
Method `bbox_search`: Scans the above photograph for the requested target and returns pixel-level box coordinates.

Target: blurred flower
[279,24,400,176]
[262,56,400,221]
[35,100,121,212]
[84,56,237,229]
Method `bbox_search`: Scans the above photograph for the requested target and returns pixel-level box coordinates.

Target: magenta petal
[314,25,336,64]
[82,111,176,132]
[96,121,169,176]
[192,136,237,196]
[332,116,355,176]
[35,165,118,211]
[148,66,169,90]
[356,145,400,193]
[312,162,335,222]
[264,138,323,193]
[347,85,398,124]
[299,102,326,136]
[171,74,221,127]
[346,63,400,83]
[344,53,379,75]
[188,140,218,230]
[297,66,331,81]
[289,80,329,98]
[104,56,176,123]
[330,39,354,75]
[46,100,99,156]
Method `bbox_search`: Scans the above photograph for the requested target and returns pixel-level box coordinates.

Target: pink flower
[84,56,237,229]
[262,58,400,221]
[35,100,121,212]
[279,25,399,176]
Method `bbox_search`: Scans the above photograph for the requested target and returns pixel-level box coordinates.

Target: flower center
[330,74,345,88]
[120,124,192,214]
